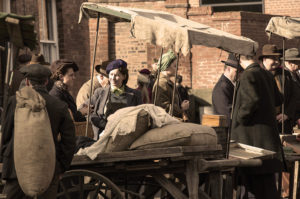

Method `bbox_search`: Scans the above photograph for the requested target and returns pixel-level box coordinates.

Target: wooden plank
[5,17,24,48]
[186,158,199,199]
[202,114,227,127]
[152,174,188,199]
[209,171,222,199]
[293,161,299,199]
[72,146,222,166]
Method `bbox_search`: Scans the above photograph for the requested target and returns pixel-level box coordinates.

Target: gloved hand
[91,116,107,129]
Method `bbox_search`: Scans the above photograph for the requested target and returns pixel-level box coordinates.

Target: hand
[79,104,94,115]
[276,114,288,123]
[181,100,189,111]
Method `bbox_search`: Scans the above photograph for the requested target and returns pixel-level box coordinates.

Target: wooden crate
[201,114,228,127]
[74,122,94,139]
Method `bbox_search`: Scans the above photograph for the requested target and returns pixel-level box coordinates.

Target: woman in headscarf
[152,50,189,118]
[89,59,142,140]
[49,59,87,122]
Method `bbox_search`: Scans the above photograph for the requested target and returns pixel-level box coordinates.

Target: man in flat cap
[0,64,76,198]
[212,53,242,125]
[76,61,109,108]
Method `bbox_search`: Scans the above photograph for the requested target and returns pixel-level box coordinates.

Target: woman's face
[109,69,125,88]
[61,68,75,86]
[166,61,176,76]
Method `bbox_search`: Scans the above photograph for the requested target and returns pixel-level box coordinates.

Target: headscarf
[158,50,177,72]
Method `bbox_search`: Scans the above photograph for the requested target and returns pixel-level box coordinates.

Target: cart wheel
[57,169,124,199]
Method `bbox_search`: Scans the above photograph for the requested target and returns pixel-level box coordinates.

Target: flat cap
[20,64,52,81]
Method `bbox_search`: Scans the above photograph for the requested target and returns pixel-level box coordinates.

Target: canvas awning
[79,2,258,56]
[266,17,300,39]
[0,12,37,50]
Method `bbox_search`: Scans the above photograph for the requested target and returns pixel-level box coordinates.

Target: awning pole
[85,13,100,137]
[154,48,163,105]
[171,52,180,117]
[282,38,285,134]
[226,54,240,159]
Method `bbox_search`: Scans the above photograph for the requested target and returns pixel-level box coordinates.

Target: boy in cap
[76,61,109,108]
[212,53,242,125]
[1,64,76,199]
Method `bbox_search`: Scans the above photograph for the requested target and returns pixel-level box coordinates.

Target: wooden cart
[57,144,265,199]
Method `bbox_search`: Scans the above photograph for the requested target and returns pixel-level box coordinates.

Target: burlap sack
[14,87,55,197]
[105,110,150,152]
[130,123,217,150]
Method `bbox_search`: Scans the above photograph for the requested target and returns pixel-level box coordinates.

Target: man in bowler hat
[212,53,242,125]
[1,64,76,199]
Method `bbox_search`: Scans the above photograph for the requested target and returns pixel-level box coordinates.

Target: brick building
[1,0,300,103]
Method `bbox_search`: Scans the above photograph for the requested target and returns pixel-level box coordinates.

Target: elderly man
[260,44,297,134]
[284,48,300,129]
[1,64,76,199]
[231,54,283,199]
[212,53,242,125]
[76,61,109,108]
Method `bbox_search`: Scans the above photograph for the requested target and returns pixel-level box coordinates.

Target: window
[39,0,59,63]
[201,0,263,13]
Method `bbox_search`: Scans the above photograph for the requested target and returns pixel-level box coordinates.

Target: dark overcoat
[152,74,182,117]
[49,81,85,122]
[231,63,283,157]
[273,68,299,133]
[89,86,142,138]
[0,86,76,180]
[212,74,234,124]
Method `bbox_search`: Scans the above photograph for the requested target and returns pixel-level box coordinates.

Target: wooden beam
[5,17,24,48]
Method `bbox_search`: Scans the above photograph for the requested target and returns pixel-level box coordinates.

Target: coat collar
[245,63,260,71]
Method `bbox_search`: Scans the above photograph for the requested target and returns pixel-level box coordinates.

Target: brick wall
[265,0,300,17]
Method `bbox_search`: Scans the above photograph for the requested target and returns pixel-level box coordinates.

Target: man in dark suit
[1,64,76,199]
[212,53,242,125]
[231,54,283,199]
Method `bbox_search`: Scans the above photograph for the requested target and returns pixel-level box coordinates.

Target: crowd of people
[1,43,300,198]
[212,45,300,199]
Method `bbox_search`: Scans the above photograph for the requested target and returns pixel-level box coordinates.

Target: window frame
[39,0,59,63]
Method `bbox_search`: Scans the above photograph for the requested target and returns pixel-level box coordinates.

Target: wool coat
[88,86,142,139]
[152,74,182,118]
[49,81,85,122]
[76,79,102,108]
[231,63,283,157]
[212,74,235,124]
[0,86,76,180]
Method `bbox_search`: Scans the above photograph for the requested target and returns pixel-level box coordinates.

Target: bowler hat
[283,48,300,61]
[106,59,127,75]
[20,64,52,81]
[95,61,109,77]
[30,53,50,65]
[221,53,243,70]
[259,44,281,60]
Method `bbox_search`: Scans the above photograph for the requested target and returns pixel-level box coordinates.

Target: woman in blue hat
[88,59,142,140]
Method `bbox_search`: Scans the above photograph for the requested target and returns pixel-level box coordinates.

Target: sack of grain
[14,87,55,197]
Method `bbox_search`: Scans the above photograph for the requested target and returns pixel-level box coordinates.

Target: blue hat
[106,59,127,74]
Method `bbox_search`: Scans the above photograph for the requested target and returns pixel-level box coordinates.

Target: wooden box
[201,114,228,127]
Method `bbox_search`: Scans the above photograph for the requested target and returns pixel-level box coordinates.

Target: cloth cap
[259,44,281,59]
[18,54,32,64]
[283,48,300,61]
[20,64,52,81]
[30,53,50,65]
[95,60,110,77]
[106,59,127,74]
[221,53,244,71]
[158,50,176,72]
[139,68,151,75]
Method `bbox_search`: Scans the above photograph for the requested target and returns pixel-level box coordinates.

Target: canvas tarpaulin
[266,17,300,39]
[79,2,258,56]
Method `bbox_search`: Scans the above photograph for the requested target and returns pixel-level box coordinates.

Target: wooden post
[170,52,180,116]
[85,13,100,137]
[293,161,299,199]
[153,48,163,105]
[186,158,199,199]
